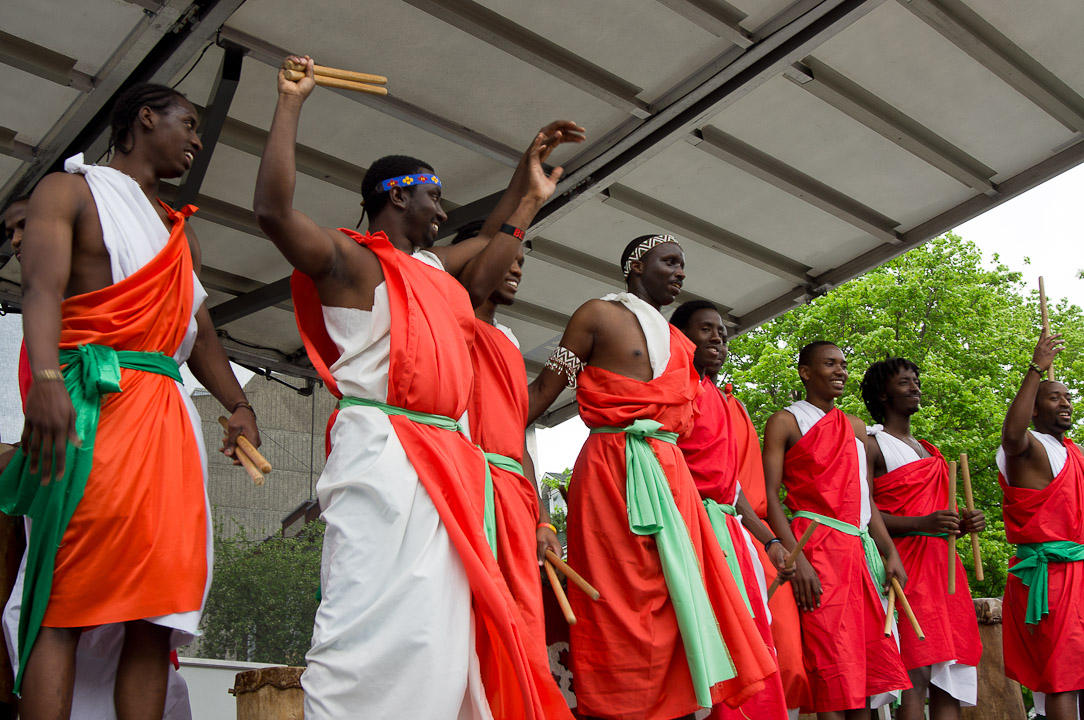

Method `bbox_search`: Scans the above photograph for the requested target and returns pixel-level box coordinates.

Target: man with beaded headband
[998,333,1084,720]
[254,55,582,718]
[0,81,261,719]
[527,234,776,720]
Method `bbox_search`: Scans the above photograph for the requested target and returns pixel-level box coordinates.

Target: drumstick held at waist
[545,549,600,600]
[217,416,272,474]
[767,519,820,599]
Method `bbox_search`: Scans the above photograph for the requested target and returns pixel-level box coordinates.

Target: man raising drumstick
[254,56,581,719]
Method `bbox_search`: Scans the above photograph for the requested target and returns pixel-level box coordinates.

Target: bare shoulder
[30,171,90,208]
[846,413,868,438]
[765,409,798,435]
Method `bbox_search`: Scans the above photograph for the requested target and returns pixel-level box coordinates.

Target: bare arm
[763,410,820,610]
[524,444,563,562]
[19,174,83,477]
[737,491,789,574]
[253,56,341,280]
[1002,333,1063,457]
[526,301,601,425]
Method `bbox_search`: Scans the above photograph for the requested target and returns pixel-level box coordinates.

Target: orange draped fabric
[1001,437,1084,694]
[567,326,775,720]
[783,408,909,712]
[44,203,206,627]
[291,230,569,720]
[871,442,981,671]
[468,320,549,668]
[679,377,787,720]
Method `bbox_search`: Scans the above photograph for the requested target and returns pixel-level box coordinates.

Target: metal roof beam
[209,278,291,326]
[783,59,998,194]
[602,184,813,286]
[653,0,754,48]
[899,0,1084,132]
[498,299,571,333]
[0,30,95,92]
[217,26,522,168]
[690,125,902,243]
[401,0,650,118]
[0,127,35,162]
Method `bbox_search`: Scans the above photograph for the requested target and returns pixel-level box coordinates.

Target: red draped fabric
[783,408,909,712]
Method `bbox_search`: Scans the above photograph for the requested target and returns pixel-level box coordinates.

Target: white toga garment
[2,154,205,717]
[867,426,978,706]
[301,250,491,720]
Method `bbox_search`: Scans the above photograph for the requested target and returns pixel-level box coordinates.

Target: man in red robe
[528,235,776,720]
[762,341,909,719]
[670,300,790,720]
[451,217,565,674]
[861,358,983,719]
[1,82,260,719]
[255,56,581,719]
[998,333,1084,720]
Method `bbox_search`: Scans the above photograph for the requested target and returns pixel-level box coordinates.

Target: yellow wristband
[537,522,557,534]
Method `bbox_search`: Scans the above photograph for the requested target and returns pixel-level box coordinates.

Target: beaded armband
[545,346,585,389]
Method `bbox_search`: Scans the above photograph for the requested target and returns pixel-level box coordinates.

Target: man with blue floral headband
[254,55,583,719]
[526,234,776,720]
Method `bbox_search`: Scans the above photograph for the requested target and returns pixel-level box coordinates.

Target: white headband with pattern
[622,234,681,277]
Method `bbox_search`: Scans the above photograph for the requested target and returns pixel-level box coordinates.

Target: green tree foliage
[199,521,324,665]
[726,233,1084,597]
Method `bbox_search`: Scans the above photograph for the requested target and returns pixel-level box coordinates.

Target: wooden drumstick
[959,453,984,582]
[1039,276,1055,380]
[545,560,576,625]
[285,59,387,85]
[947,460,957,594]
[545,549,600,600]
[891,577,925,640]
[883,583,897,637]
[218,417,267,485]
[282,69,389,96]
[217,417,272,473]
[767,520,820,599]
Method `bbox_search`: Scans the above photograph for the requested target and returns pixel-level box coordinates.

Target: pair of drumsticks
[544,549,600,625]
[766,520,926,639]
[217,416,272,485]
[283,59,388,97]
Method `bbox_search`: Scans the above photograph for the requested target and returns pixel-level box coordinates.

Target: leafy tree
[199,521,324,665]
[726,233,1084,597]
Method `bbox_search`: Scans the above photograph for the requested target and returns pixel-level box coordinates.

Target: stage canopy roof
[2,0,1083,425]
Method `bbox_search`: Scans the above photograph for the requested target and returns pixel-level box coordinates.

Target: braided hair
[108,83,189,155]
[860,357,920,424]
[359,155,435,225]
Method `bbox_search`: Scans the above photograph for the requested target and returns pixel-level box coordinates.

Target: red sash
[45,203,206,627]
[568,326,776,720]
[783,409,908,711]
[292,230,566,719]
[872,442,981,670]
[1001,437,1084,693]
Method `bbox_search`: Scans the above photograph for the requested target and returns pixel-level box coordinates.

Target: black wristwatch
[764,537,782,553]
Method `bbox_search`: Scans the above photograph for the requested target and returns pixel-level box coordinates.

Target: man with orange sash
[452,220,564,667]
[998,334,1084,720]
[528,235,776,720]
[255,56,580,719]
[0,83,259,720]
[762,341,909,719]
[670,300,790,720]
[861,358,982,719]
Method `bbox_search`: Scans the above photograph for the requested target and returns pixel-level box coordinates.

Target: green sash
[482,452,525,562]
[1009,540,1084,624]
[338,396,498,557]
[0,345,181,693]
[703,499,753,617]
[792,510,886,591]
[592,419,736,707]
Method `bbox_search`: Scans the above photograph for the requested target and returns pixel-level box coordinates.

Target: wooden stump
[232,666,304,720]
[962,597,1026,720]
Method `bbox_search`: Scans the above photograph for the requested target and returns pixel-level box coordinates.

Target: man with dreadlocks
[860,358,982,719]
[761,342,909,719]
[254,56,582,719]
[527,237,776,720]
[0,81,260,719]
[998,334,1084,720]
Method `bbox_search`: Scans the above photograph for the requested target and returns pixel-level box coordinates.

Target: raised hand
[21,376,80,483]
[1033,332,1064,372]
[522,121,585,203]
[279,55,317,101]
